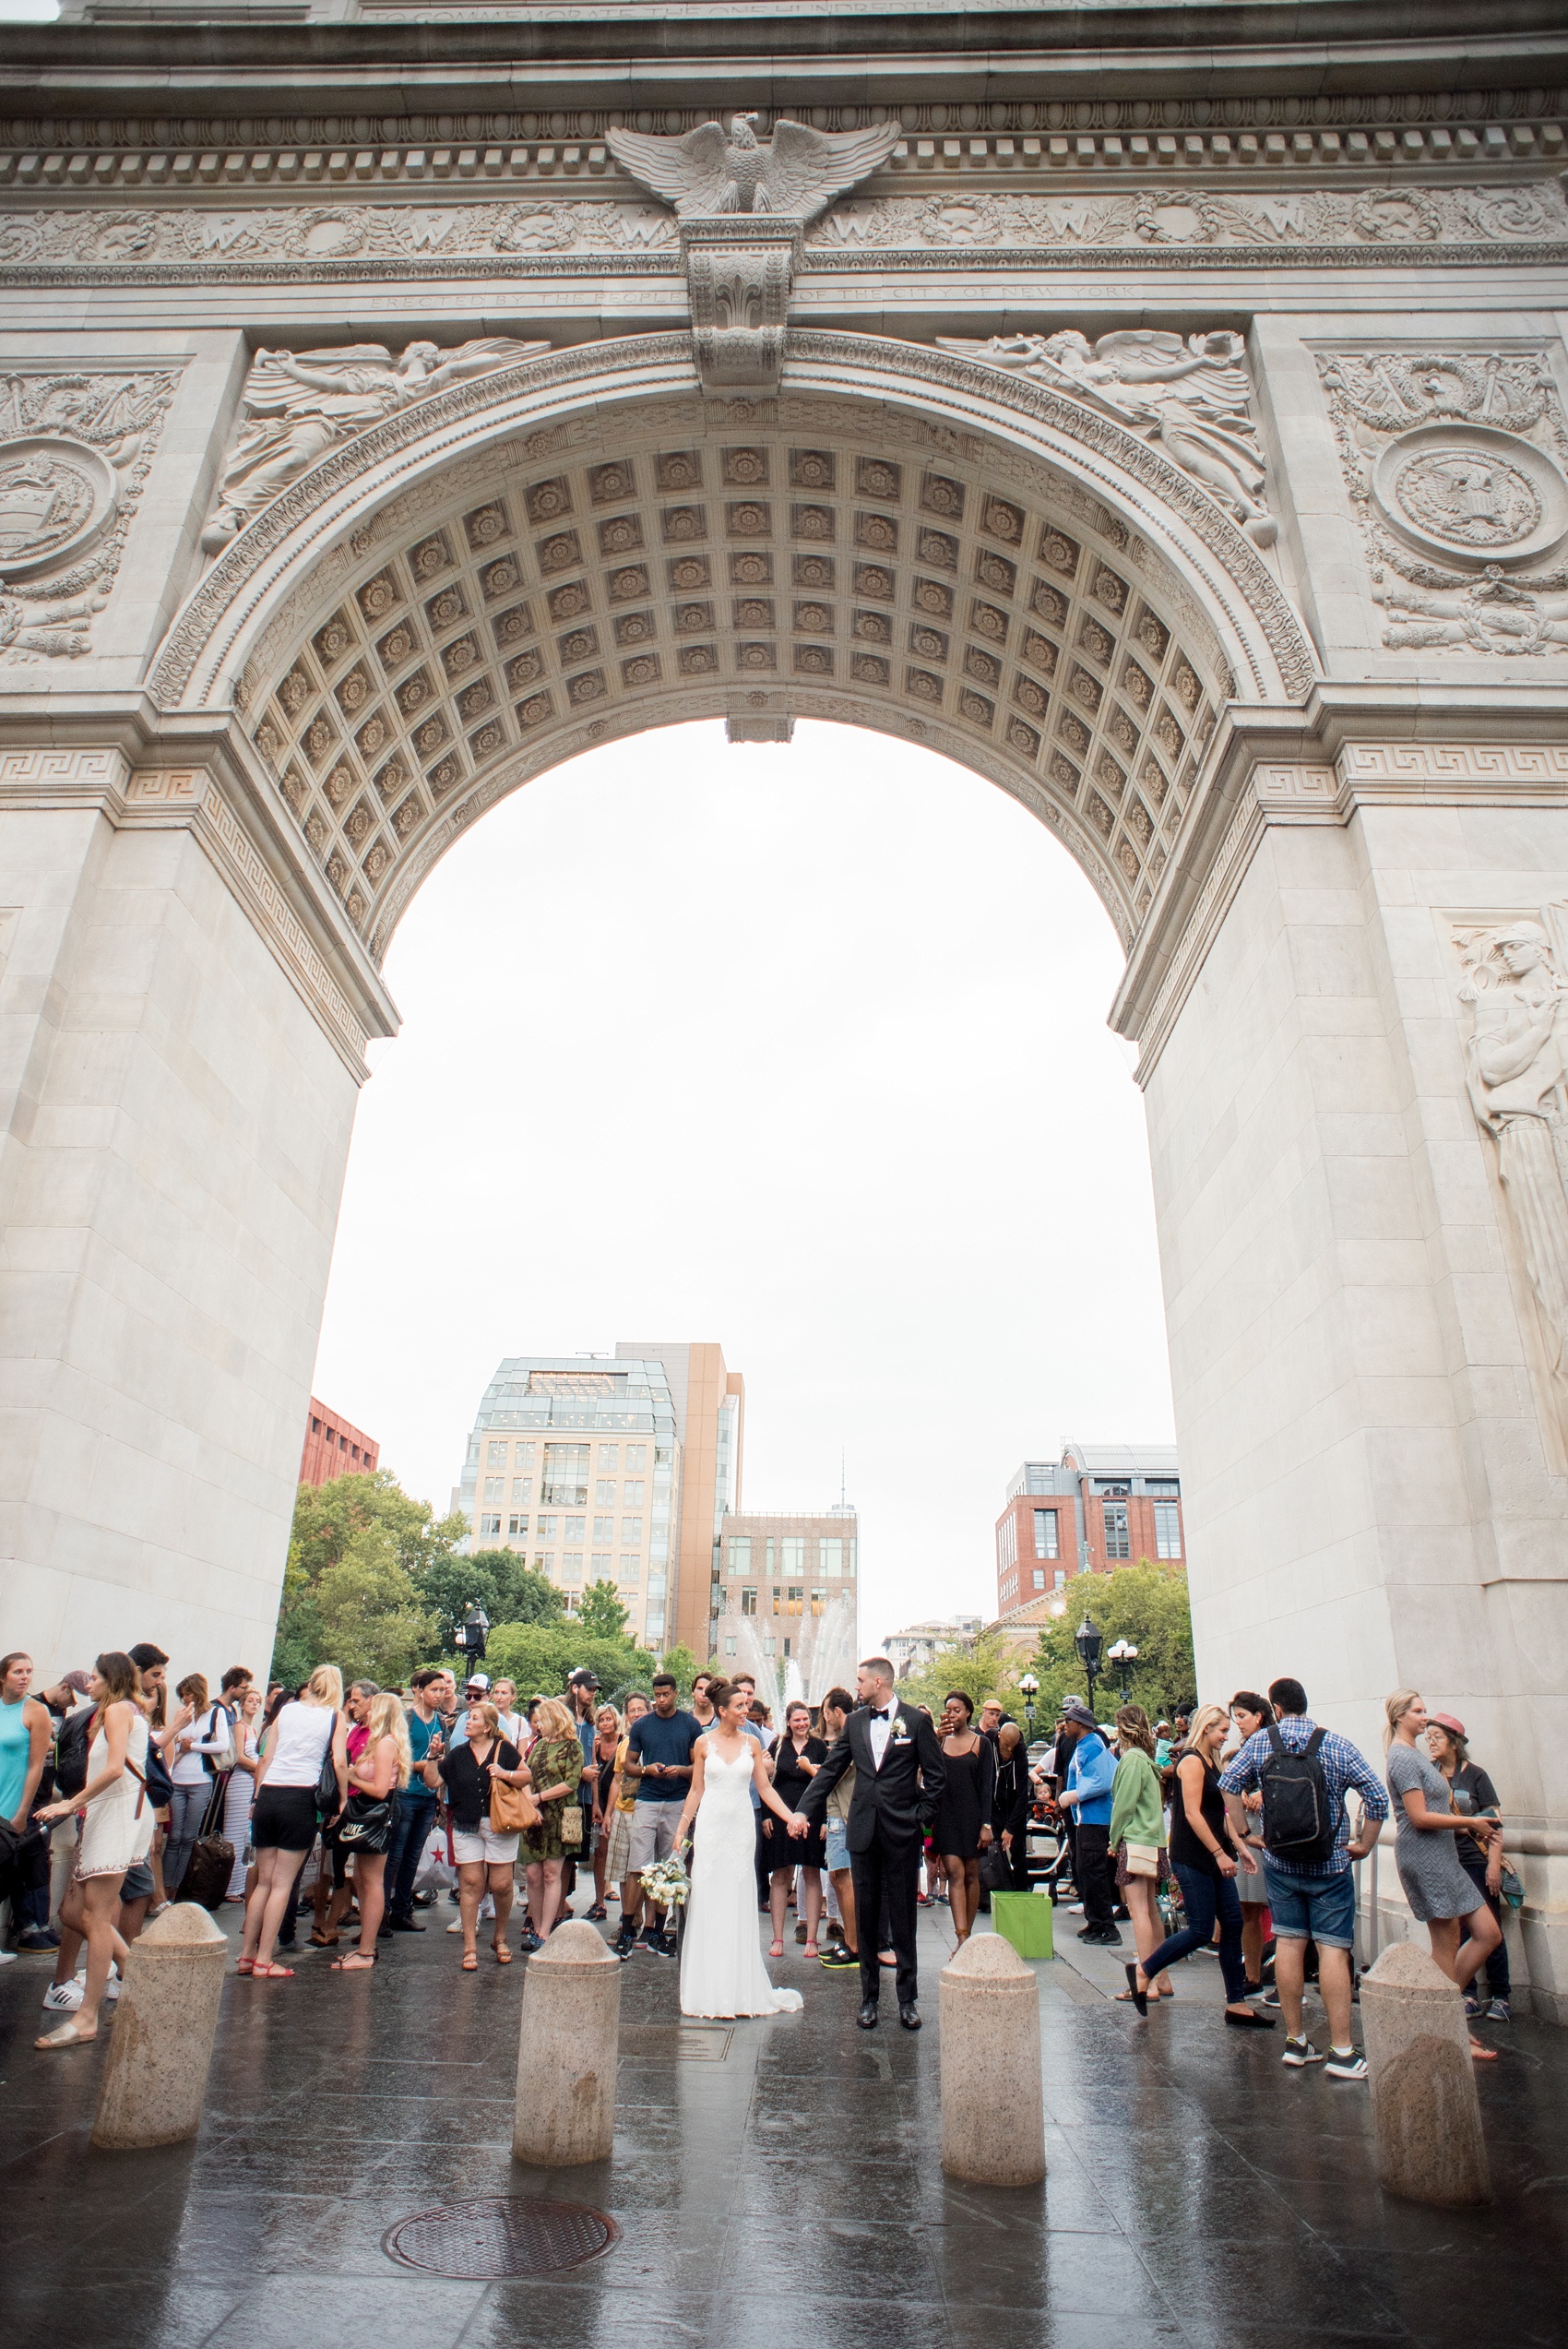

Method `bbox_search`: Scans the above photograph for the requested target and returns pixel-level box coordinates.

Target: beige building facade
[714,1510,859,1704]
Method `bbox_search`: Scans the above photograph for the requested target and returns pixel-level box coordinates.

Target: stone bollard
[91,1901,229,2149]
[513,1917,622,2167]
[939,1931,1046,2186]
[1359,1942,1491,2207]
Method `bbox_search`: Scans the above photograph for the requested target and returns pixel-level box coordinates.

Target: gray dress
[1386,1741,1482,1924]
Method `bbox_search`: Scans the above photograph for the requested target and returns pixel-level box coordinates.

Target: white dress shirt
[868,1701,899,1771]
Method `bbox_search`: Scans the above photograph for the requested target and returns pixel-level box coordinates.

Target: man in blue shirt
[1057,1700,1120,1944]
[625,1673,699,1955]
[1219,1675,1387,2079]
[385,1666,455,1932]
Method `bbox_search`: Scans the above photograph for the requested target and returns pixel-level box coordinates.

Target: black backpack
[1258,1723,1339,1866]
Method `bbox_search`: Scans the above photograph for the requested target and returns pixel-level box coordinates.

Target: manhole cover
[383,2198,620,2279]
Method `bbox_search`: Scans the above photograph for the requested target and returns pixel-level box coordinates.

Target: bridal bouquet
[639,1852,691,1909]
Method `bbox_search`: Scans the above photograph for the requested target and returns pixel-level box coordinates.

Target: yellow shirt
[613,1735,637,1815]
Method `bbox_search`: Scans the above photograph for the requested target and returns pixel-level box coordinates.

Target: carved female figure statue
[1459,919,1568,1402]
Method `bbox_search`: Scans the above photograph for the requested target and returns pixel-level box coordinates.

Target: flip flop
[803,1942,819,1960]
[1469,2039,1498,2061]
[35,2019,98,2050]
[461,1951,479,1971]
[331,1952,376,1971]
[769,1939,785,1958]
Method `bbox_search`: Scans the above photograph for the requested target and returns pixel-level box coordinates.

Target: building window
[1032,1568,1046,1591]
[537,1515,558,1539]
[624,1444,647,1472]
[508,1514,529,1539]
[311,1416,320,1435]
[819,1537,842,1577]
[621,1517,643,1544]
[514,1441,537,1468]
[595,1479,616,1505]
[724,1635,737,1656]
[511,1478,532,1506]
[811,1588,826,1616]
[782,1638,791,1658]
[486,1440,507,1467]
[1054,1568,1066,1590]
[619,1555,641,1580]
[741,1587,758,1616]
[542,1443,589,1505]
[623,1478,646,1506]
[536,1553,554,1574]
[480,1514,501,1539]
[593,1515,614,1542]
[730,1535,752,1571]
[592,1551,612,1574]
[563,1553,584,1581]
[1033,1508,1059,1559]
[1154,1501,1182,1559]
[997,1515,1016,1569]
[598,1445,620,1473]
[483,1477,505,1504]
[1103,1502,1130,1561]
[784,1586,803,1616]
[781,1535,805,1571]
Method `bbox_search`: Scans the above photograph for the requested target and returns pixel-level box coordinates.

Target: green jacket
[1109,1747,1165,1850]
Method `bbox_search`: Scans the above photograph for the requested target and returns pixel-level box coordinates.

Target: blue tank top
[0,1694,35,1819]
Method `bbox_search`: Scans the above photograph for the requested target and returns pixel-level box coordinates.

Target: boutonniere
[889,1716,912,1746]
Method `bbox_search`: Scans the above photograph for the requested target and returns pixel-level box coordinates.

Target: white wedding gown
[680,1743,804,2020]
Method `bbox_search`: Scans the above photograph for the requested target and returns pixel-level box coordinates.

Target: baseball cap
[59,1669,93,1695]
[465,1672,492,1691]
[568,1669,600,1690]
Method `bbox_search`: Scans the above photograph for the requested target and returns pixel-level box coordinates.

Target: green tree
[311,1520,438,1689]
[894,1632,1024,1722]
[484,1619,658,1706]
[1026,1562,1195,1725]
[658,1643,700,1703]
[577,1579,630,1640]
[416,1546,564,1654]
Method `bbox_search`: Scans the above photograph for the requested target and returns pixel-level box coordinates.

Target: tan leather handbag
[490,1770,540,1834]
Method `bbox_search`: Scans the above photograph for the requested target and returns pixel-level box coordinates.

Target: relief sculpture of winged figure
[607,113,901,222]
[938,327,1276,544]
[202,336,548,551]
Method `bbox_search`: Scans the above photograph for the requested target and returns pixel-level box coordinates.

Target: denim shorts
[825,1819,849,1875]
[1262,1856,1356,1950]
[122,1860,155,1902]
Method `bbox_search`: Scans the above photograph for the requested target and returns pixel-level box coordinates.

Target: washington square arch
[2,0,1568,2010]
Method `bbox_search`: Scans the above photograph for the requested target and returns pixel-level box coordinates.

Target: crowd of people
[0,1636,1519,2069]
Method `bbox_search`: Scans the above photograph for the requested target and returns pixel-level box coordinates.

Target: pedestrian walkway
[0,1895,1563,2347]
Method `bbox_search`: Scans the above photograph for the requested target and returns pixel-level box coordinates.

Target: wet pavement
[2,1891,1565,2349]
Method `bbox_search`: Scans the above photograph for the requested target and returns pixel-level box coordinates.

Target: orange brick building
[994,1442,1182,1615]
[301,1397,380,1486]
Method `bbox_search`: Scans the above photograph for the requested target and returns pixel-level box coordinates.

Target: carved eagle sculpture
[606,113,901,222]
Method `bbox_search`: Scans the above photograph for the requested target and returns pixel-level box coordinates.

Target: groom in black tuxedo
[789,1654,946,2029]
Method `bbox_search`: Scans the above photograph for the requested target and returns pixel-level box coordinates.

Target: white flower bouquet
[639,1852,692,1909]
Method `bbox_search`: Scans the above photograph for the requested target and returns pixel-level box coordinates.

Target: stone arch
[150,331,1314,963]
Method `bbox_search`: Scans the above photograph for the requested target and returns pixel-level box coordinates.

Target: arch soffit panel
[148,333,1314,964]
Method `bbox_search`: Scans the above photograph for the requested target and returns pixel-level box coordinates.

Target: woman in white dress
[673,1678,804,2021]
[31,1651,154,2049]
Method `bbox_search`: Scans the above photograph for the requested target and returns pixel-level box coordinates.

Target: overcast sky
[310,719,1174,1646]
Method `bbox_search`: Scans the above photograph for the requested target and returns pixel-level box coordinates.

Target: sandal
[252,1961,295,1978]
[769,1938,785,1958]
[802,1942,819,1961]
[331,1951,376,1971]
[493,1943,513,1964]
[1469,2038,1498,2061]
[461,1951,479,1971]
[35,2019,98,2050]
[586,1904,607,1921]
[235,1956,255,1976]
[309,1928,339,1948]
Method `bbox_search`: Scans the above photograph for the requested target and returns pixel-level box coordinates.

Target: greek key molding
[1340,742,1568,790]
[0,743,130,797]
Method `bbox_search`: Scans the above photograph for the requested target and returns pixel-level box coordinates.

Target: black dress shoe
[898,2004,921,2031]
[857,1999,880,2030]
[386,1914,425,1934]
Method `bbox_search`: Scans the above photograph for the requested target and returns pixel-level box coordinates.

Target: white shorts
[452,1825,520,1866]
[627,1804,681,1875]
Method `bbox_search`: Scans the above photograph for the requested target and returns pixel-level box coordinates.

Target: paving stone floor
[2,1892,1564,2349]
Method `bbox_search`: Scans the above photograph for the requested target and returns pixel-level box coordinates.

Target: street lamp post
[1107,1638,1139,1702]
[1018,1671,1039,1741]
[455,1602,490,1665]
[1075,1615,1103,1720]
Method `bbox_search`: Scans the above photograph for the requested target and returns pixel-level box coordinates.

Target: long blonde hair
[366,1691,411,1786]
[1384,1688,1422,1751]
[533,1696,576,1743]
[1182,1702,1231,1761]
[305,1664,343,1709]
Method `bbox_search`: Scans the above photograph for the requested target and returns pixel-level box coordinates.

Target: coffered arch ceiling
[151,334,1313,966]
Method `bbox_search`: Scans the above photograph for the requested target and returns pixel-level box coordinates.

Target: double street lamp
[1107,1638,1139,1701]
[1018,1671,1039,1740]
[454,1601,490,1664]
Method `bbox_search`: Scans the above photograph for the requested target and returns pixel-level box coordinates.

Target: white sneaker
[0,1948,17,1965]
[447,1917,464,1934]
[479,1895,495,1921]
[1067,1902,1085,1915]
[42,1977,83,2010]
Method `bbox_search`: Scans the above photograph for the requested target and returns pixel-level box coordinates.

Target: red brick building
[300,1396,380,1486]
[994,1442,1182,1615]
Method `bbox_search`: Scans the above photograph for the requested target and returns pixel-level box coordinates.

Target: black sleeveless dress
[933,1735,996,1860]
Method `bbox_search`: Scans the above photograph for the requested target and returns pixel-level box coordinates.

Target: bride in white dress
[673,1679,804,2020]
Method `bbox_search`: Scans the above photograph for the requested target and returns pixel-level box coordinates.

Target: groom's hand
[786,1812,809,1839]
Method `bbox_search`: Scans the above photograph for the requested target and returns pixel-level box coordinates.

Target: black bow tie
[876,1707,895,1721]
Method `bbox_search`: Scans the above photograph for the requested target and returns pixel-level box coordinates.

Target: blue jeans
[163,1782,210,1896]
[1143,1860,1248,2002]
[386,1791,435,1919]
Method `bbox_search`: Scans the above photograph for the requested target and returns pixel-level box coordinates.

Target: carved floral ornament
[0,366,181,662]
[1317,348,1568,655]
